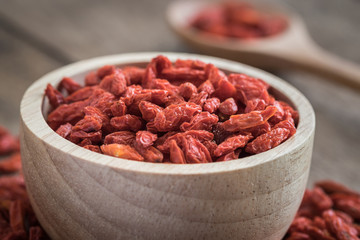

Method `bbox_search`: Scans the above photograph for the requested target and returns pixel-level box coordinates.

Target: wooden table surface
[0,0,359,191]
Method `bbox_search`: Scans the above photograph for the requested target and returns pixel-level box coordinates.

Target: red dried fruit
[219,98,238,115]
[97,65,116,79]
[198,80,215,95]
[88,90,115,116]
[222,106,277,132]
[122,66,145,85]
[274,118,296,137]
[182,136,212,163]
[44,84,65,109]
[150,79,179,96]
[245,128,290,154]
[175,59,206,70]
[180,112,218,131]
[47,100,88,130]
[241,122,271,138]
[99,70,127,96]
[139,101,163,122]
[29,226,45,240]
[65,86,97,103]
[0,127,19,155]
[169,140,186,164]
[229,73,270,104]
[179,82,198,100]
[134,143,164,163]
[153,102,202,132]
[161,68,206,85]
[84,71,100,86]
[158,130,214,153]
[334,200,360,221]
[0,153,22,174]
[323,210,359,240]
[136,131,157,148]
[310,187,333,212]
[214,134,252,157]
[55,123,72,139]
[203,97,220,113]
[104,131,135,145]
[110,115,143,132]
[188,91,208,107]
[9,200,25,232]
[316,180,360,197]
[216,150,240,162]
[70,130,102,144]
[58,77,81,94]
[101,144,144,161]
[110,100,127,117]
[78,139,92,147]
[244,99,267,113]
[286,232,311,240]
[73,116,102,132]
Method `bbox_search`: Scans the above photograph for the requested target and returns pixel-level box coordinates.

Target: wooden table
[0,0,359,191]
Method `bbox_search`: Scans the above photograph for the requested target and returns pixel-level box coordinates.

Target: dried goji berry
[214,134,252,157]
[0,153,21,174]
[55,123,72,139]
[122,66,145,85]
[198,80,215,95]
[310,187,333,212]
[219,98,238,115]
[181,136,212,163]
[323,209,359,240]
[136,131,157,148]
[97,65,116,79]
[99,70,127,96]
[203,97,220,113]
[169,140,186,164]
[104,131,135,145]
[179,82,197,100]
[110,100,127,117]
[139,101,163,122]
[110,115,143,132]
[101,144,144,161]
[44,84,65,109]
[245,128,290,154]
[222,106,277,132]
[65,86,97,103]
[180,112,218,131]
[58,77,81,94]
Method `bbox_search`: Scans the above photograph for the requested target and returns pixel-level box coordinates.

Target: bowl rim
[20,52,315,175]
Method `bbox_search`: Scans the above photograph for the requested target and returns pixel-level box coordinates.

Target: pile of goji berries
[284,180,360,240]
[0,126,48,240]
[190,1,287,40]
[45,55,298,163]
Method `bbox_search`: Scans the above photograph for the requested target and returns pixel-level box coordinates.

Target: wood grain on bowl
[20,52,315,240]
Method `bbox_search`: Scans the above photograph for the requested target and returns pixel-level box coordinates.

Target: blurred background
[0,0,359,190]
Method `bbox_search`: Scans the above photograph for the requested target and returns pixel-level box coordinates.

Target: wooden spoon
[167,1,360,89]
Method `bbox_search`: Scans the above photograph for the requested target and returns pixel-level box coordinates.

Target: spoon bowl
[167,1,360,89]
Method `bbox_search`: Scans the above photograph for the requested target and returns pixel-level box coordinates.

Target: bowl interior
[23,52,314,175]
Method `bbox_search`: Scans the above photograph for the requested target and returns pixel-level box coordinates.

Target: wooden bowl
[20,52,315,240]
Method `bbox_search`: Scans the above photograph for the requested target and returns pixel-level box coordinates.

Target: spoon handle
[284,43,360,90]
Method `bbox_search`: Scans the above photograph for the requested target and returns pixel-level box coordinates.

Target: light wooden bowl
[20,52,315,240]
